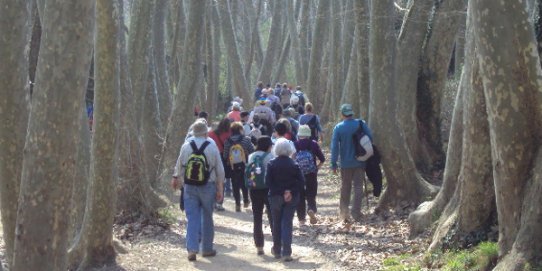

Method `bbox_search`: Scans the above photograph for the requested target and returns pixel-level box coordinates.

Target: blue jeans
[269,194,299,257]
[184,182,216,253]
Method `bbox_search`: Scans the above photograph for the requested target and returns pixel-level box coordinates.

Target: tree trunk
[76,1,121,268]
[169,0,186,87]
[341,0,356,85]
[326,0,344,120]
[0,0,31,267]
[11,1,94,270]
[257,0,283,83]
[287,0,305,84]
[153,0,172,130]
[299,0,311,80]
[28,4,41,96]
[216,0,251,104]
[354,0,370,119]
[244,0,263,83]
[305,0,331,108]
[471,0,542,268]
[416,0,466,172]
[158,0,207,187]
[369,0,438,213]
[272,36,291,84]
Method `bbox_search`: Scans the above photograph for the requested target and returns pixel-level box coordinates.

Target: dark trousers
[296,172,318,221]
[269,194,299,257]
[231,169,249,206]
[250,189,273,248]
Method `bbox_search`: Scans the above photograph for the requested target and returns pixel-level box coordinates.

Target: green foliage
[382,253,422,271]
[157,206,178,225]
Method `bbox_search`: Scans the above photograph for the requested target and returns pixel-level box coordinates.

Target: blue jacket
[265,156,305,197]
[330,118,373,169]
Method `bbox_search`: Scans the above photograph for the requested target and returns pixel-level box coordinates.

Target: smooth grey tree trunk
[354,0,370,119]
[11,1,94,270]
[299,0,311,80]
[0,0,31,267]
[169,0,186,87]
[153,0,172,130]
[257,0,283,83]
[287,0,305,84]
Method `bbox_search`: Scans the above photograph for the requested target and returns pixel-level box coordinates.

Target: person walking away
[299,102,323,142]
[249,98,276,125]
[245,136,275,255]
[280,83,291,108]
[283,109,299,141]
[330,104,373,222]
[240,111,252,136]
[293,86,306,107]
[209,118,232,210]
[294,125,325,225]
[224,122,255,212]
[227,102,242,122]
[254,81,264,102]
[274,83,282,96]
[286,96,303,120]
[171,119,224,261]
[266,139,305,262]
[272,122,296,158]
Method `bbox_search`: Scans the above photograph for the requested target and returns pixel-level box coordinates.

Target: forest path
[102,163,429,271]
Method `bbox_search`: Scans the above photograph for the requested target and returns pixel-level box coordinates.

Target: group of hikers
[170,82,377,262]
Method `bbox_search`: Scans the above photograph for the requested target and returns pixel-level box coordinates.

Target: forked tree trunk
[369,0,438,213]
[11,1,94,270]
[0,0,31,267]
[76,1,121,268]
[471,0,542,268]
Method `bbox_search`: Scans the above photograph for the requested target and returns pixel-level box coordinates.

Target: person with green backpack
[245,136,275,255]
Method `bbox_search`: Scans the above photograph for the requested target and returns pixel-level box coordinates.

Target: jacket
[330,118,373,169]
[265,156,305,197]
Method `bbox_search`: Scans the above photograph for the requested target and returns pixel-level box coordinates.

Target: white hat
[297,125,311,138]
[191,119,208,137]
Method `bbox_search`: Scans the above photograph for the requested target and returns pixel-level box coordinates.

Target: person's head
[257,97,267,106]
[283,108,291,118]
[232,102,241,111]
[230,121,244,135]
[267,88,275,96]
[197,111,209,121]
[276,83,281,88]
[240,111,249,121]
[296,85,302,91]
[290,95,299,106]
[256,136,273,152]
[282,82,288,88]
[340,104,354,119]
[274,139,294,157]
[305,102,314,113]
[191,119,209,138]
[216,118,231,135]
[233,96,243,105]
[297,125,311,139]
[274,121,288,136]
[257,81,264,88]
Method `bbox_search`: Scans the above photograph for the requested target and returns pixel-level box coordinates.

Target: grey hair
[274,139,293,157]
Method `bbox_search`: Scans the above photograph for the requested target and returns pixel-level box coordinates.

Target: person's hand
[216,190,223,202]
[171,177,180,190]
[284,190,292,202]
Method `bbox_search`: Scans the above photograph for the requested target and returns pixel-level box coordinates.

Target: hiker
[245,136,275,255]
[266,139,305,262]
[272,122,296,158]
[223,122,255,212]
[288,95,304,118]
[330,104,373,222]
[171,119,225,262]
[280,82,291,108]
[299,102,323,142]
[293,86,306,107]
[240,111,252,136]
[273,83,282,97]
[254,81,264,102]
[249,98,276,125]
[282,109,299,141]
[209,118,232,210]
[294,125,325,225]
[227,102,242,122]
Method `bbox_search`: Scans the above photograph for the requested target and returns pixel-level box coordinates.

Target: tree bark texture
[169,0,186,87]
[0,0,31,267]
[153,0,172,130]
[11,1,94,270]
[257,0,283,83]
[472,0,542,268]
[287,0,305,84]
[369,0,438,213]
[354,0,370,120]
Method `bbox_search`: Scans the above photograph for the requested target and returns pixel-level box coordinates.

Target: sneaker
[308,210,318,224]
[187,252,197,261]
[215,203,225,211]
[235,205,241,212]
[257,247,264,255]
[282,255,293,262]
[243,201,250,208]
[202,250,217,257]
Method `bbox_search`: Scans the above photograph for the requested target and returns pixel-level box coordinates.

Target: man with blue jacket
[330,104,373,222]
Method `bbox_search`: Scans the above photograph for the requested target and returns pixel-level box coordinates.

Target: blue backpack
[295,149,317,175]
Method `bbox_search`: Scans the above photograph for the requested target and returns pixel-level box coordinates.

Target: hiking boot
[307,210,318,224]
[282,255,293,262]
[215,203,225,212]
[243,201,250,208]
[235,205,241,212]
[202,250,217,257]
[187,252,197,261]
[257,247,264,255]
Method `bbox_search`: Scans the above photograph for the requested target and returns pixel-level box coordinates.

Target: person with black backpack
[245,136,275,255]
[223,122,255,212]
[294,125,325,225]
[171,119,225,262]
[330,104,373,223]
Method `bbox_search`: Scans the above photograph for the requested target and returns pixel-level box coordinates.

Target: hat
[298,125,311,138]
[232,102,240,110]
[258,97,267,105]
[191,119,208,137]
[340,104,354,116]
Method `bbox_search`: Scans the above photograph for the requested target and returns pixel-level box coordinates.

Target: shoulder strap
[189,141,198,153]
[198,141,211,154]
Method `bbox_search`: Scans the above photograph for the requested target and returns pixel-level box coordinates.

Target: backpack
[255,108,270,122]
[306,115,318,141]
[245,152,270,189]
[228,138,247,172]
[353,120,374,162]
[295,149,317,175]
[295,91,305,107]
[184,141,211,186]
[280,89,291,105]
